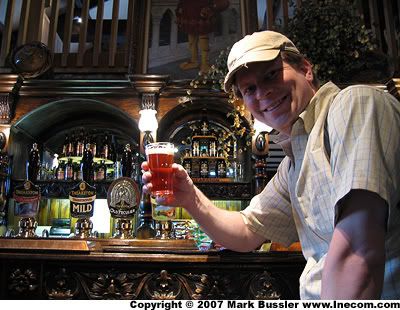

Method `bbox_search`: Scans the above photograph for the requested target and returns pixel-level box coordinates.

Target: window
[159,9,172,46]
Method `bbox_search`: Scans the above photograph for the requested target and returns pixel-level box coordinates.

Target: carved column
[0,94,13,124]
[0,75,19,232]
[0,74,20,124]
[129,74,169,154]
[252,131,269,195]
[129,74,169,239]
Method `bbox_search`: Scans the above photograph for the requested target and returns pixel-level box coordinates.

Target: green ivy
[187,47,253,147]
[286,0,377,83]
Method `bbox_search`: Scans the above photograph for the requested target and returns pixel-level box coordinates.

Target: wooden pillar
[368,0,383,50]
[383,0,399,71]
[17,0,32,47]
[266,0,274,30]
[61,0,75,67]
[26,0,45,42]
[93,0,105,67]
[252,131,269,194]
[0,0,15,66]
[48,0,60,53]
[77,0,90,67]
[109,0,120,67]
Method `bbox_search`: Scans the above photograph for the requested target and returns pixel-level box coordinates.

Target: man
[142,31,400,299]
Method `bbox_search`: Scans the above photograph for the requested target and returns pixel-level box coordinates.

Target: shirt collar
[271,82,341,157]
[298,81,341,135]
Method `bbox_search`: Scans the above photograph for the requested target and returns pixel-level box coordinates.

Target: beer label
[57,169,65,180]
[13,180,40,217]
[77,142,84,156]
[107,177,140,219]
[69,181,96,218]
[66,166,73,179]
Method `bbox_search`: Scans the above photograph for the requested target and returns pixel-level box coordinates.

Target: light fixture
[138,109,158,147]
[138,109,158,132]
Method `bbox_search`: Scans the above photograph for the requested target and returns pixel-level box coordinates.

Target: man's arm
[185,186,266,252]
[142,163,266,252]
[321,189,387,299]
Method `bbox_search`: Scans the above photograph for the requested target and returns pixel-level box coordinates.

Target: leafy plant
[187,47,253,149]
[286,0,381,83]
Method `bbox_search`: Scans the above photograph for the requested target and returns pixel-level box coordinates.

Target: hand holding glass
[145,142,175,198]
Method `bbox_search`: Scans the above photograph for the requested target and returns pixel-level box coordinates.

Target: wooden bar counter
[0,238,305,300]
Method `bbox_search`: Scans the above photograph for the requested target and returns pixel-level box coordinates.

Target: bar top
[0,237,304,263]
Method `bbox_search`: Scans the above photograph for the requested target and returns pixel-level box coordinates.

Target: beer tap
[14,143,40,238]
[107,177,140,239]
[70,143,96,238]
[105,144,140,239]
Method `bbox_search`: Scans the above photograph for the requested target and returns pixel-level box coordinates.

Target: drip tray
[98,238,197,253]
[0,238,90,252]
[0,237,198,253]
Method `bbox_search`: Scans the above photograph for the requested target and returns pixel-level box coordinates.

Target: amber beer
[145,142,175,197]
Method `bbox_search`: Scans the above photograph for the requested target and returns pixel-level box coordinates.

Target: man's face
[235,57,316,135]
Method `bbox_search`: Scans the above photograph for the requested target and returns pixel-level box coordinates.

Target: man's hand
[141,162,196,207]
[142,161,265,252]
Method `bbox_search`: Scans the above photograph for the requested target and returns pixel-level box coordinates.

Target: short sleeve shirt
[241,82,400,299]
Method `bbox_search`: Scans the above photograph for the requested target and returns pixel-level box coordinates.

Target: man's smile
[263,94,289,113]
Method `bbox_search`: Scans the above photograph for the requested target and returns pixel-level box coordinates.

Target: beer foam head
[145,142,175,155]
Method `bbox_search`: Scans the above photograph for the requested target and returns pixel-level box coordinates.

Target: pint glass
[145,142,175,198]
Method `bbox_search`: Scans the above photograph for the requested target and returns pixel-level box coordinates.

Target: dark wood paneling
[0,244,304,300]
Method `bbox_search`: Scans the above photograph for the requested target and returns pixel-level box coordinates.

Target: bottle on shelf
[56,160,65,180]
[39,162,49,181]
[110,134,117,162]
[76,128,85,157]
[27,143,40,182]
[73,161,81,181]
[96,160,106,181]
[89,134,97,158]
[62,134,69,157]
[65,158,74,180]
[81,143,94,183]
[121,144,133,178]
[67,132,75,157]
[101,133,110,159]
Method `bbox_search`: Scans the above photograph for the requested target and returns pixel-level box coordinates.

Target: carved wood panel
[1,260,303,300]
[6,266,40,299]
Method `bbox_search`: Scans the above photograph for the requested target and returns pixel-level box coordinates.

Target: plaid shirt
[241,82,400,299]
